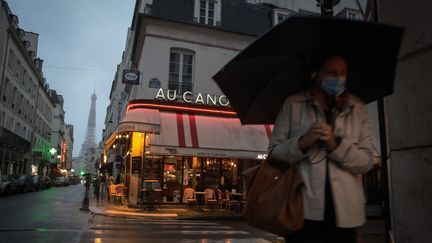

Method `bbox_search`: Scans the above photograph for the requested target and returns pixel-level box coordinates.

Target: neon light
[127,103,237,116]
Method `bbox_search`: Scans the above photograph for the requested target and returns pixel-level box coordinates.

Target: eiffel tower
[79,91,97,157]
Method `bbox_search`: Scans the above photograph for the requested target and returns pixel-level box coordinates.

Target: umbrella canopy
[213,16,404,124]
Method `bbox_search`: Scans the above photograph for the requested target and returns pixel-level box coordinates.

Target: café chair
[184,188,197,208]
[204,188,217,208]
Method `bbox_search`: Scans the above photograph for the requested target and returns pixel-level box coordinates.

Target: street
[0,184,92,243]
[0,185,283,243]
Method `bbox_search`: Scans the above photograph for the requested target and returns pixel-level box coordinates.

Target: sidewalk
[85,191,385,243]
[86,191,243,220]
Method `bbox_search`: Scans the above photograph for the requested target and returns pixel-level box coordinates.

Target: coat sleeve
[267,97,307,165]
[327,104,375,175]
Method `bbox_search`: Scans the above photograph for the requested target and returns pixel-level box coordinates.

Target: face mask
[320,77,346,96]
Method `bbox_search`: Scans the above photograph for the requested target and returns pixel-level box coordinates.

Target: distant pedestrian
[84,177,90,192]
[93,177,100,195]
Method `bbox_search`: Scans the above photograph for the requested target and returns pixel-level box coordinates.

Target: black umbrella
[213,16,404,124]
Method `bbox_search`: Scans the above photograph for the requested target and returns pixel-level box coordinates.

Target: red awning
[149,112,272,159]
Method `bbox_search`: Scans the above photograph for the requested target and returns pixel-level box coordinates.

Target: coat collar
[291,90,357,116]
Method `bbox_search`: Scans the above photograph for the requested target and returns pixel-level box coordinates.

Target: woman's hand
[298,122,322,151]
[298,122,338,152]
[319,122,338,151]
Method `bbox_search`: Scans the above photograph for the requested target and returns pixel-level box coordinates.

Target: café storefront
[104,99,272,206]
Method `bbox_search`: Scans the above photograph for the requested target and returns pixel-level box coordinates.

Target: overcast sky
[7,0,135,156]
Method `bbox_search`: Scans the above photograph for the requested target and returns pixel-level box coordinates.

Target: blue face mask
[320,77,346,96]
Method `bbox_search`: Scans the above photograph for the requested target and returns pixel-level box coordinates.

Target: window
[7,50,15,71]
[6,117,13,130]
[277,13,288,23]
[11,86,17,109]
[273,9,292,25]
[168,49,194,94]
[0,111,5,128]
[2,78,9,102]
[347,12,358,20]
[15,122,20,134]
[200,0,214,25]
[194,0,220,26]
[15,60,21,78]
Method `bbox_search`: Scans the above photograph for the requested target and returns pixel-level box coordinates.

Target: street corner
[88,204,179,219]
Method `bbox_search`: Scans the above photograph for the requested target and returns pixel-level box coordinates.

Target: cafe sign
[155,88,230,107]
[122,70,140,85]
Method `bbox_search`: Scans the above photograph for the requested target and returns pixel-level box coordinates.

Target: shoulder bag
[242,158,304,236]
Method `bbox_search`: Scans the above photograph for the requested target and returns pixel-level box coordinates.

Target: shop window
[143,156,163,181]
[221,159,238,191]
[162,156,183,203]
[202,158,220,189]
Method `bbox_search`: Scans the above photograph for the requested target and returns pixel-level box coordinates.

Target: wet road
[0,185,283,243]
[82,217,283,243]
[0,184,92,243]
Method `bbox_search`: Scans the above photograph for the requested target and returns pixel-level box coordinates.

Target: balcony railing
[168,82,192,94]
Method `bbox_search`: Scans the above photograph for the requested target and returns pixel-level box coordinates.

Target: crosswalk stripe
[87,218,281,243]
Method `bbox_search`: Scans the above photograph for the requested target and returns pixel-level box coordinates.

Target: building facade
[0,1,73,179]
[102,0,376,207]
[63,124,74,171]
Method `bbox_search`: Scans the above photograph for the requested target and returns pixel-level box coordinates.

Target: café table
[142,179,160,211]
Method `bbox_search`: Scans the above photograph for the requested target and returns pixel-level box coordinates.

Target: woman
[268,54,375,243]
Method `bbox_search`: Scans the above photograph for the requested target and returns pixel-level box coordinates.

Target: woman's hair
[307,52,351,111]
[307,51,350,79]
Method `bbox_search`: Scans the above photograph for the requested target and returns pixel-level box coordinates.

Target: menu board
[131,156,141,174]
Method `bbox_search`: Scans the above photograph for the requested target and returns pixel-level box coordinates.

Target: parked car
[54,176,69,187]
[31,175,45,191]
[17,175,34,193]
[42,176,52,189]
[0,174,19,195]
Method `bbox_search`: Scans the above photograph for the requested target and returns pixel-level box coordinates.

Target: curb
[178,215,244,221]
[88,206,244,221]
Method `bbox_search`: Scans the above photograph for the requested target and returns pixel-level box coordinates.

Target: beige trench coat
[268,91,374,228]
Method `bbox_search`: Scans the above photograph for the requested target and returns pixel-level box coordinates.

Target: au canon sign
[122,70,140,85]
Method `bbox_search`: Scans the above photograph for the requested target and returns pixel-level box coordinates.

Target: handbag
[242,157,304,236]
